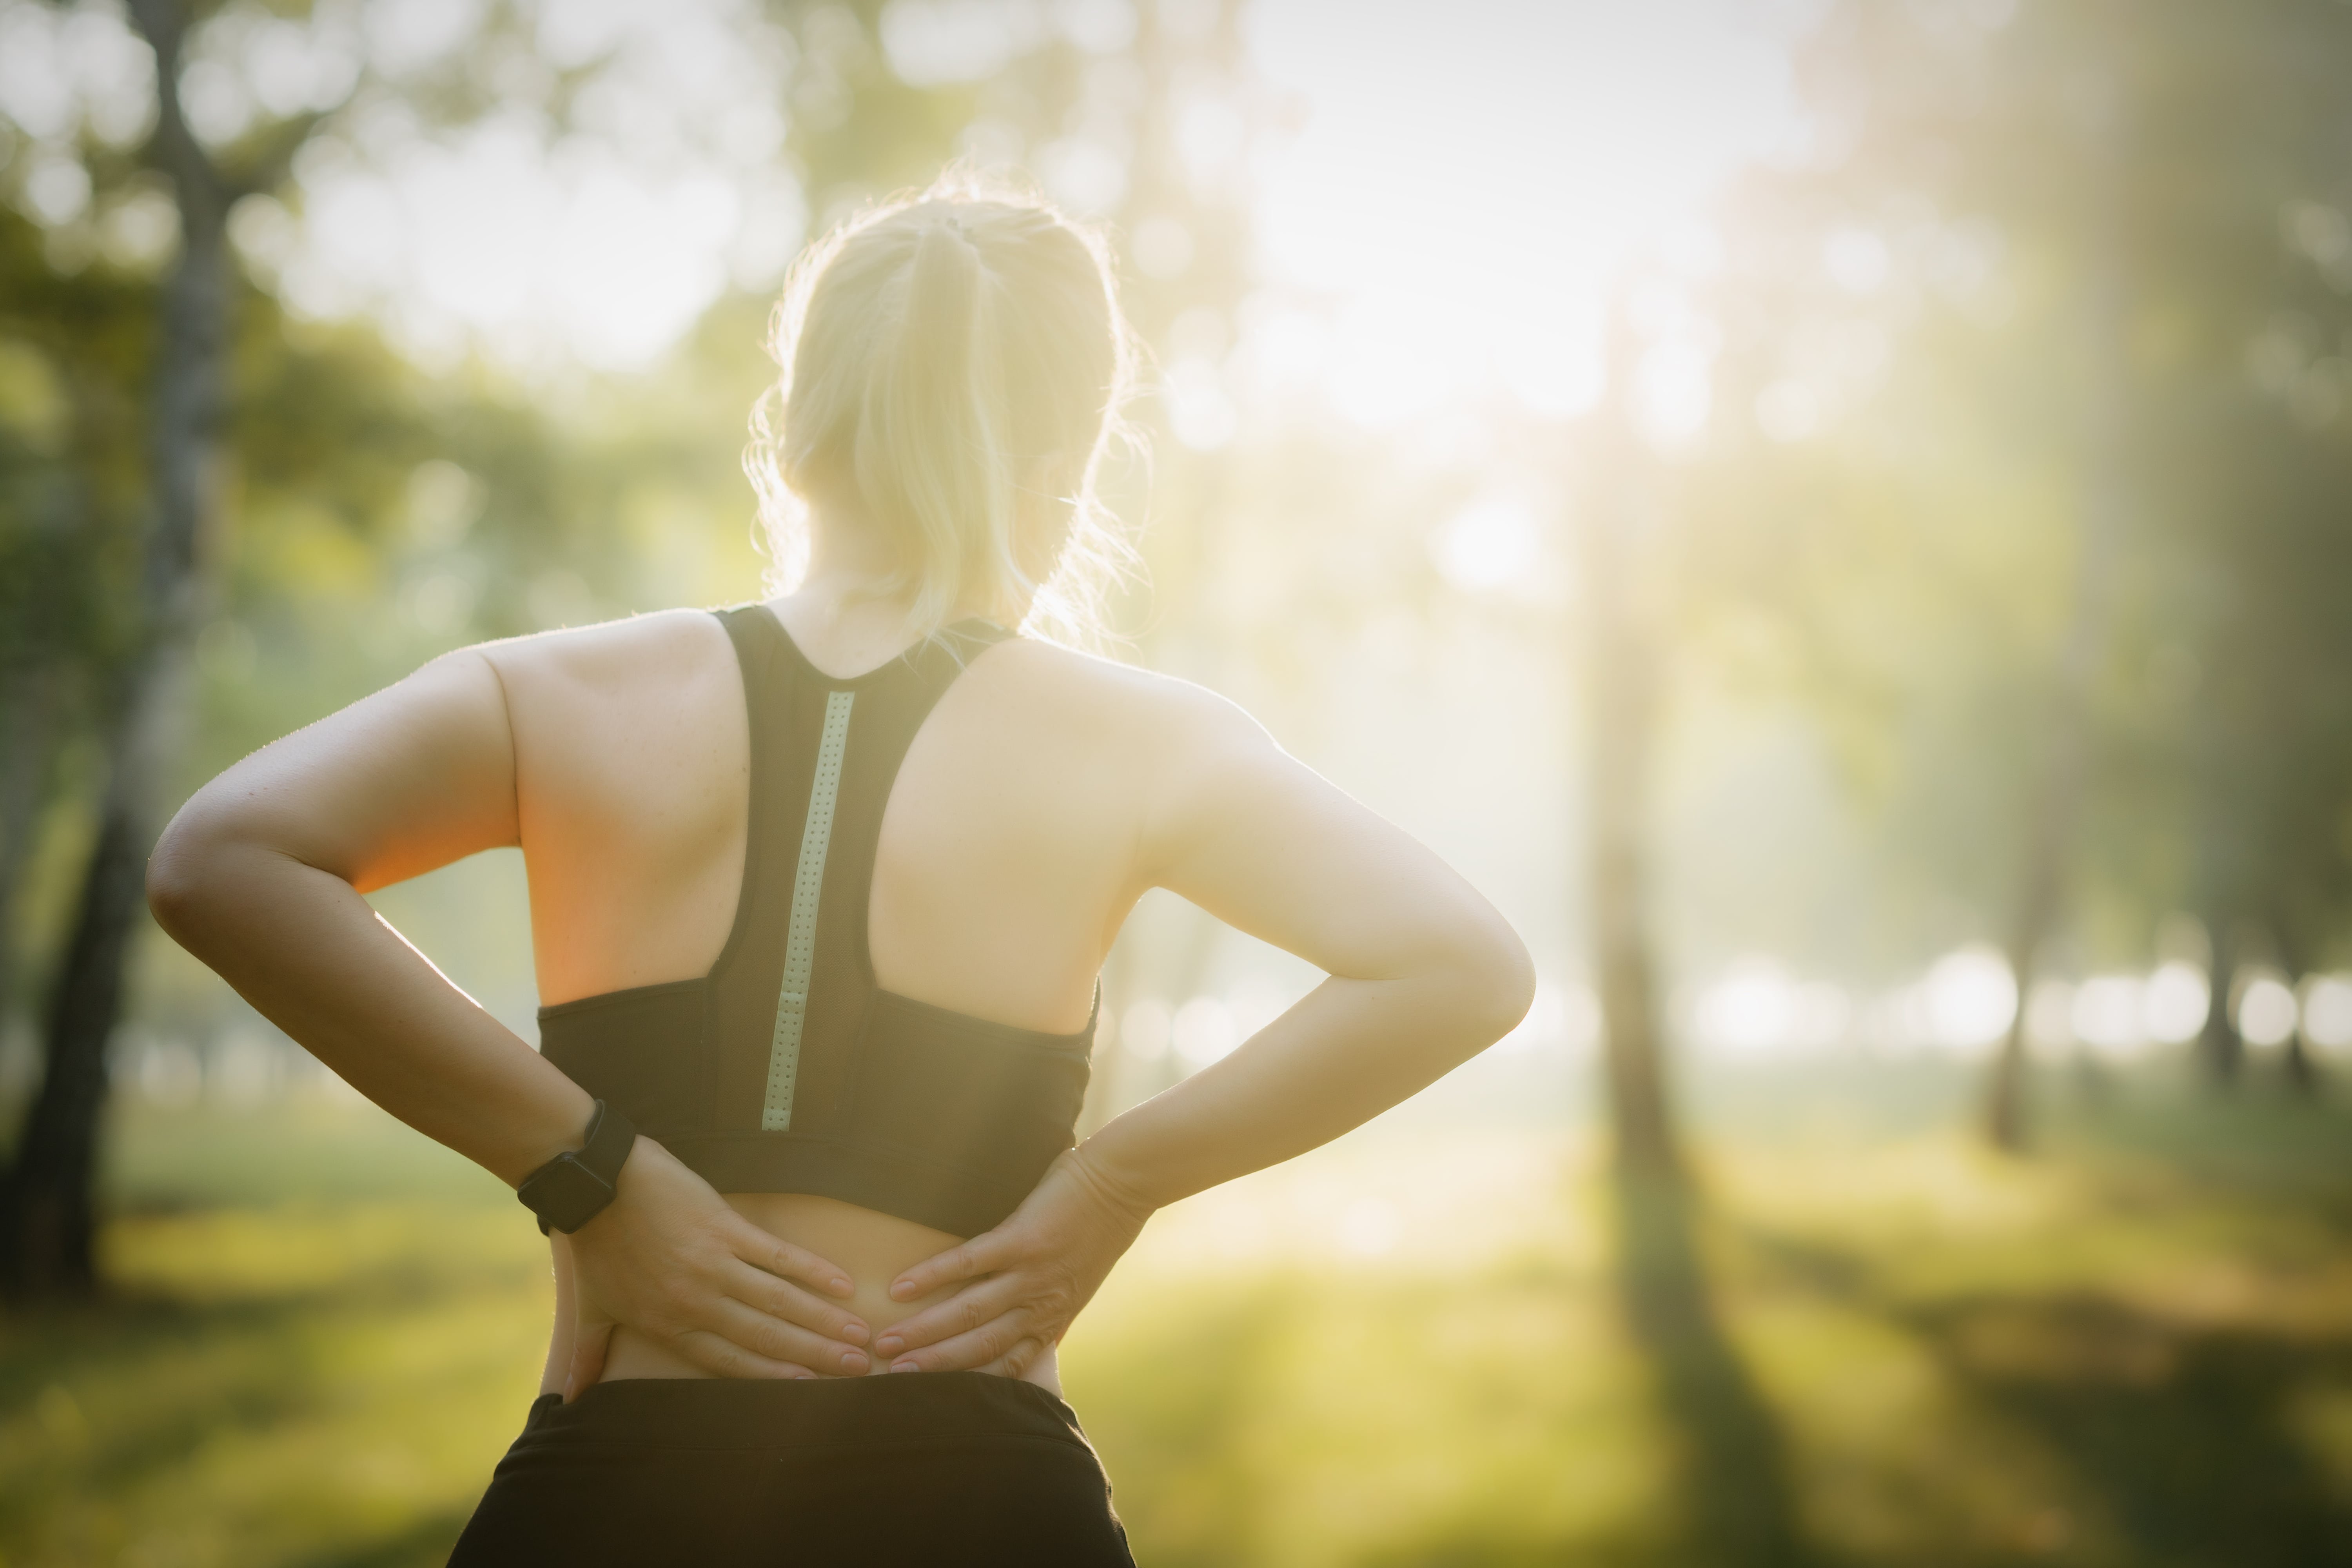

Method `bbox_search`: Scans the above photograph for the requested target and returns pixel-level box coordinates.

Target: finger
[889,1231,1015,1303]
[887,1310,1034,1375]
[704,1296,871,1377]
[726,1222,857,1299]
[978,1338,1044,1379]
[871,1274,1027,1358]
[668,1329,822,1381]
[563,1319,613,1404]
[722,1260,869,1344]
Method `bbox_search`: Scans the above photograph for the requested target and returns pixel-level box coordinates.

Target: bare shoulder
[466,609,745,820]
[973,637,1273,760]
[474,607,733,704]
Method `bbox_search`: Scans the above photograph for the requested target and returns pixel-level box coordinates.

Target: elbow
[145,805,223,942]
[1444,911,1538,1048]
[1481,927,1540,1042]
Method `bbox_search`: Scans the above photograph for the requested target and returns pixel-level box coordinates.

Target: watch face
[525,1152,616,1233]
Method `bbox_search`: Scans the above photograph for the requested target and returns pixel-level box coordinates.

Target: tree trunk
[0,0,227,1298]
[0,667,64,1035]
[1984,53,2131,1152]
[2282,1020,2319,1096]
[2196,976,2243,1085]
[1589,574,1678,1184]
[1579,307,1803,1561]
[2196,918,2243,1087]
[2271,926,2321,1097]
[2,770,151,1291]
[0,432,90,1082]
[1584,307,1681,1187]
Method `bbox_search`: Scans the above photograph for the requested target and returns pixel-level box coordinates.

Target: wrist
[501,1083,601,1189]
[517,1099,638,1234]
[1066,1135,1162,1227]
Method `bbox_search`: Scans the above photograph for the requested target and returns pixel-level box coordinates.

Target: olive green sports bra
[538,605,1098,1238]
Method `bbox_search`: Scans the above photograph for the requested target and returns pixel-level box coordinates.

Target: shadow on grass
[1733,1167,2352,1568]
[1907,1291,2352,1568]
[1614,1174,1816,1568]
[0,1253,532,1528]
[1354,1177,1820,1568]
[294,1507,477,1568]
[0,1291,333,1500]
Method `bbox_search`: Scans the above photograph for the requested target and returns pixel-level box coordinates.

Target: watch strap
[517,1099,637,1235]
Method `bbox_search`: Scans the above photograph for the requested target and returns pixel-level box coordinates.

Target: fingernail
[832,1278,853,1296]
[875,1335,902,1356]
[891,1360,920,1374]
[889,1281,915,1300]
[841,1321,869,1345]
[840,1349,869,1373]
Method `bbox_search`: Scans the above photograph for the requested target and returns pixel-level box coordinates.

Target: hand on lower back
[561,1136,872,1397]
[872,1145,1154,1376]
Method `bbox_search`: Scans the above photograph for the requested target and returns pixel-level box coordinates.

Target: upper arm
[150,648,521,910]
[1136,684,1533,1014]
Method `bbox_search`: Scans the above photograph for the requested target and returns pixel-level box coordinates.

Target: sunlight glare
[2072,975,2147,1059]
[1697,958,1801,1058]
[2236,973,2299,1049]
[2301,976,2352,1054]
[1120,999,1171,1062]
[1162,356,1239,450]
[251,0,802,371]
[1172,996,1238,1069]
[1431,499,1539,595]
[1244,0,1818,426]
[2141,960,2210,1045]
[285,119,750,370]
[1922,945,2017,1054]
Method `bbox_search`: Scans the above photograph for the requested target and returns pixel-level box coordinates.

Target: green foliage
[0,201,154,695]
[3,1096,2347,1566]
[0,0,1258,1035]
[1691,0,2352,971]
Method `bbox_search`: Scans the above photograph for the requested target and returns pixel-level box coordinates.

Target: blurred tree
[0,211,150,1089]
[0,0,748,1293]
[1693,0,2352,1124]
[1585,304,1808,1565]
[2,0,241,1294]
[1982,38,2132,1151]
[0,0,1259,1294]
[1584,305,1683,1185]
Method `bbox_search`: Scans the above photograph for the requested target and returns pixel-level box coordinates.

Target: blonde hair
[747,173,1140,648]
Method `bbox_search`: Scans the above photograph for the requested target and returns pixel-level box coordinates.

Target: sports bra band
[537,605,1099,1238]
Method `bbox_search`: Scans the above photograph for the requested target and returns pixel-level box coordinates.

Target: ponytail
[855,220,1014,637]
[747,175,1138,648]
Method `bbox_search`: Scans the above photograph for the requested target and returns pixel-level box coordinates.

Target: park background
[4,0,2352,1563]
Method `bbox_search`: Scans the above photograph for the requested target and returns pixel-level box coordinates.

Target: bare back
[155,571,1526,1398]
[487,600,1162,1391]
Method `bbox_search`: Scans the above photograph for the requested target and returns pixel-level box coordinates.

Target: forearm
[149,835,590,1187]
[1079,965,1514,1212]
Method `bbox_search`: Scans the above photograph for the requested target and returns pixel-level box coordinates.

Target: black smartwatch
[517,1099,637,1235]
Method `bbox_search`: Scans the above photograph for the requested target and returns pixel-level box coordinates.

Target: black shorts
[448,1373,1136,1566]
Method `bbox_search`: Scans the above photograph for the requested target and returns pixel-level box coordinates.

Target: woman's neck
[768,578,1017,681]
[784,511,1022,668]
[764,586,922,680]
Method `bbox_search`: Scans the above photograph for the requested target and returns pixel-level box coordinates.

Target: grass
[2,1080,2348,1566]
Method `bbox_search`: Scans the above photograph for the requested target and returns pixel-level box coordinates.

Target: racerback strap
[713,607,1011,1139]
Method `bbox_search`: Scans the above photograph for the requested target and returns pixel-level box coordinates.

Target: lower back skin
[545,1193,1062,1397]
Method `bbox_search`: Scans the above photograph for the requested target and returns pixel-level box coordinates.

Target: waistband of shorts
[517,1373,1091,1454]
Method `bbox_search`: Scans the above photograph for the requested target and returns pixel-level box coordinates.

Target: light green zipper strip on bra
[764,688,855,1131]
